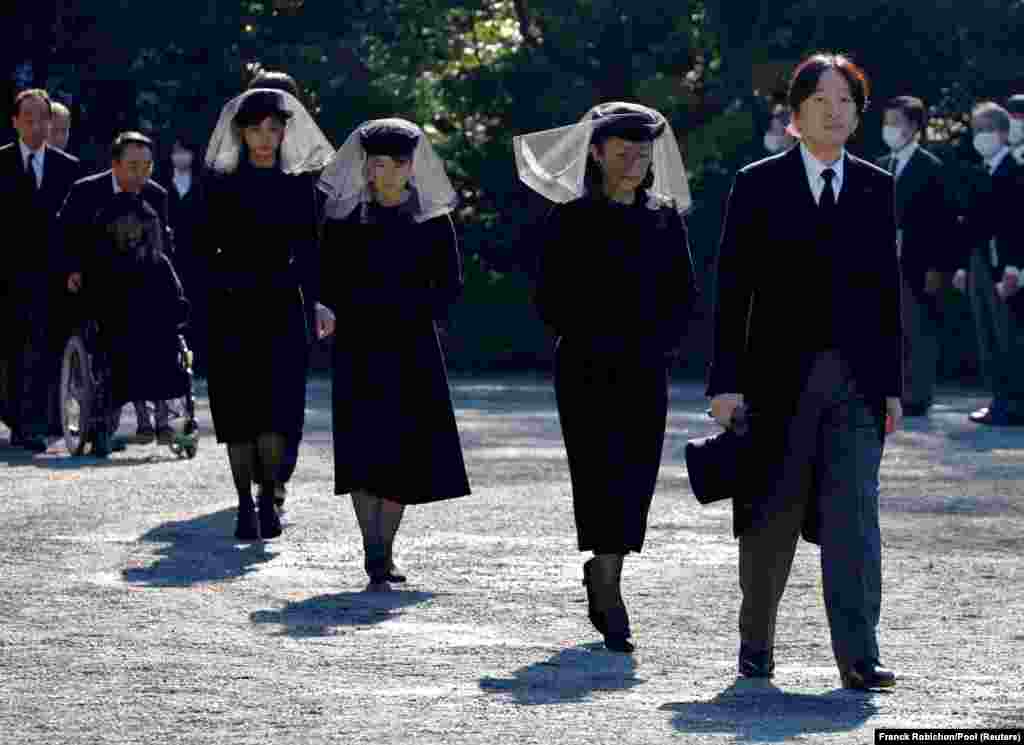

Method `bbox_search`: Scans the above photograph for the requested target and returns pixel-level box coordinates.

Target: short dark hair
[111,131,154,160]
[972,102,1011,132]
[14,88,53,117]
[248,70,300,98]
[788,53,870,116]
[885,96,927,133]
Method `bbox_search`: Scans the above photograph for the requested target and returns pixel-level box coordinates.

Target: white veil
[513,102,691,213]
[204,88,335,175]
[318,118,458,223]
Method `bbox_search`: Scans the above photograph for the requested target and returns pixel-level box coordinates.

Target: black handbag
[684,405,754,505]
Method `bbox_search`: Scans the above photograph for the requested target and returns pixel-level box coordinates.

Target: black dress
[534,194,697,554]
[320,202,470,504]
[203,165,319,444]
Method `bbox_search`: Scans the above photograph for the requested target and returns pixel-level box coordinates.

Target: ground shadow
[121,508,274,587]
[660,679,880,741]
[249,590,436,638]
[479,644,642,705]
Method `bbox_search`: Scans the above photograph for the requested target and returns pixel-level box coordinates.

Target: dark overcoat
[320,203,470,504]
[707,146,902,543]
[202,166,320,444]
[534,194,697,554]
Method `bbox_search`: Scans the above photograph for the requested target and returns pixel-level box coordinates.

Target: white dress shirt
[888,141,918,181]
[18,140,45,188]
[800,142,845,205]
[173,170,192,198]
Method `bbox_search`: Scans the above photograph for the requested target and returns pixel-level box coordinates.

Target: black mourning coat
[59,171,172,278]
[707,146,902,542]
[876,146,959,298]
[203,166,320,444]
[58,175,186,408]
[534,194,697,554]
[0,142,80,430]
[320,203,470,504]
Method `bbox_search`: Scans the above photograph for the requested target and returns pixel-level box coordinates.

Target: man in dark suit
[877,96,958,416]
[952,102,1024,426]
[1008,94,1024,166]
[709,54,902,690]
[60,132,175,445]
[0,88,81,451]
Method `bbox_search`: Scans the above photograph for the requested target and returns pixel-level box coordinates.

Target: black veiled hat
[358,118,422,158]
[1008,94,1024,115]
[233,89,293,128]
[589,102,667,144]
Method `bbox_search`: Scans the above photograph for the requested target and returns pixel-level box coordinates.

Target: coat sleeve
[706,169,756,398]
[422,214,463,321]
[532,204,576,338]
[657,208,699,354]
[878,176,904,400]
[293,173,321,311]
[56,182,95,278]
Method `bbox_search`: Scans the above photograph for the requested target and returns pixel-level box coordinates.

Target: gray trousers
[902,280,940,407]
[968,249,1024,415]
[739,351,884,667]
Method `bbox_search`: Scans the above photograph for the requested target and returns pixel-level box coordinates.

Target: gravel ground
[1,377,1022,744]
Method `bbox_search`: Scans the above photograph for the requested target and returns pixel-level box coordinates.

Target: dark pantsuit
[967,249,1024,416]
[739,351,883,666]
[901,280,941,408]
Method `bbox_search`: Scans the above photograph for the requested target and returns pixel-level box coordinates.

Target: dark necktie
[820,168,836,212]
[26,152,38,192]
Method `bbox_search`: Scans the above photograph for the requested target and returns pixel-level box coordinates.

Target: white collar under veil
[513,102,692,214]
[204,88,335,175]
[318,118,458,224]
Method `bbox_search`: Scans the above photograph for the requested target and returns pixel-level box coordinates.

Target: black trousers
[739,351,884,667]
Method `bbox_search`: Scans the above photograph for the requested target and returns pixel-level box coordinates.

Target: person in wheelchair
[78,192,190,456]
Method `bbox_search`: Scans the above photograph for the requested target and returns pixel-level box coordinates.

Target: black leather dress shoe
[738,644,774,678]
[840,660,896,690]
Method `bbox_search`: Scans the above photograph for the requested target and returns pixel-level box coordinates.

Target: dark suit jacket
[58,170,172,281]
[876,146,958,297]
[0,141,81,291]
[707,145,902,541]
[961,153,1024,281]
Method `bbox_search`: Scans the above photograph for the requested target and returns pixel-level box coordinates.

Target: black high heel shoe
[235,496,259,541]
[257,490,282,539]
[582,558,606,634]
[601,606,634,653]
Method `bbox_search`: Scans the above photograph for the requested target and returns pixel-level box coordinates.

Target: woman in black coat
[516,103,697,651]
[203,89,335,540]
[318,118,470,591]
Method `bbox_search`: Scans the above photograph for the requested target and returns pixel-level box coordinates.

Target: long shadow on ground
[479,645,642,705]
[121,508,274,586]
[249,590,435,638]
[660,679,880,741]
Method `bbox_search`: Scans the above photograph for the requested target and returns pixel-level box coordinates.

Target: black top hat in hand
[685,405,754,505]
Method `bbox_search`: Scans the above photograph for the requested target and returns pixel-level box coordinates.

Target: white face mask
[973,132,1003,160]
[882,126,910,152]
[1009,118,1024,146]
[763,132,786,153]
[171,152,194,170]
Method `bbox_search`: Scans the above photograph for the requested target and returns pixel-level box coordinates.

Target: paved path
[1,378,1022,744]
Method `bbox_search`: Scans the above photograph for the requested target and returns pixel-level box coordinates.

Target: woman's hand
[314,302,336,339]
[885,397,903,434]
[710,393,744,428]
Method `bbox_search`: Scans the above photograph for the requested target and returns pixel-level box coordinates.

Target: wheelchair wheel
[60,335,93,456]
